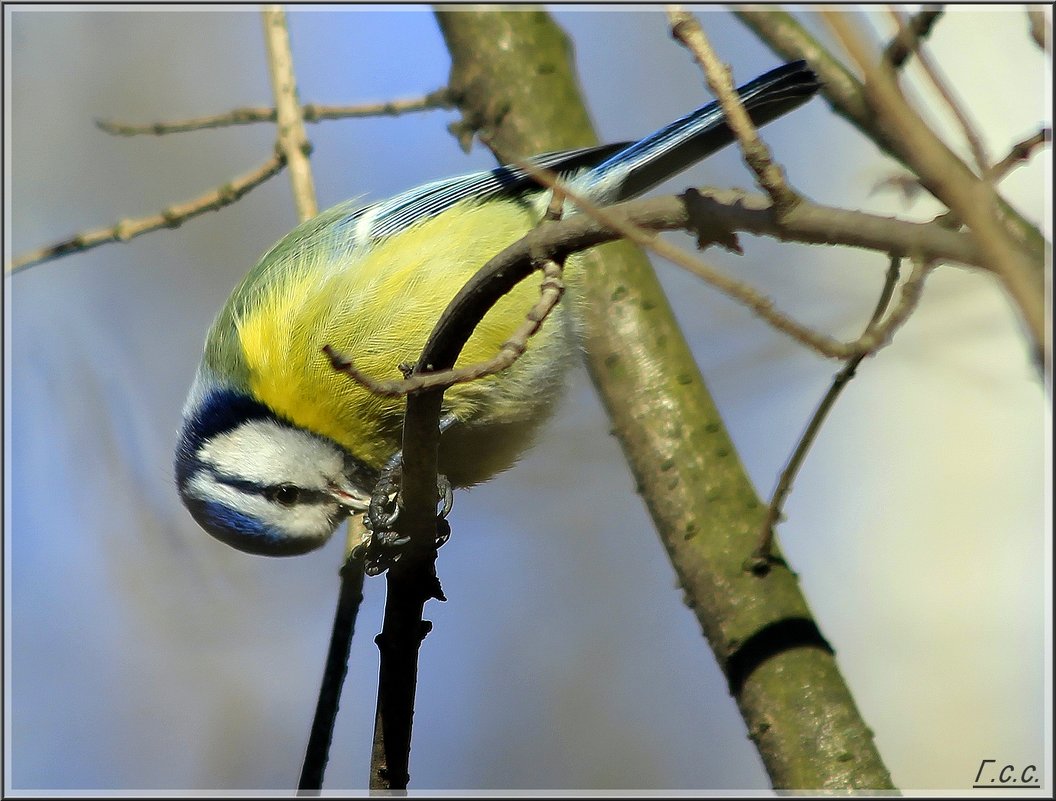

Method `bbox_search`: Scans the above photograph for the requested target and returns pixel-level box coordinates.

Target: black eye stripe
[205,468,332,506]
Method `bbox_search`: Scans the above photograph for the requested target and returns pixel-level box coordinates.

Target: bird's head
[175,387,376,556]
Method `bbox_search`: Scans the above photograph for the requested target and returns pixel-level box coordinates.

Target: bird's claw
[357,472,454,575]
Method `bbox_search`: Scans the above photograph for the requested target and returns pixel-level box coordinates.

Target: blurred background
[5,4,1050,793]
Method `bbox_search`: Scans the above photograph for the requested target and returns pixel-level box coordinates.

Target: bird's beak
[327,481,370,512]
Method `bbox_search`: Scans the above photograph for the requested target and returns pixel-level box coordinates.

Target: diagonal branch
[886,6,990,174]
[987,127,1052,183]
[755,255,917,563]
[6,152,285,275]
[96,89,454,136]
[883,5,944,69]
[435,10,903,788]
[822,10,1047,366]
[310,173,986,388]
[298,533,368,791]
[262,5,317,222]
[667,7,800,212]
[731,7,1050,268]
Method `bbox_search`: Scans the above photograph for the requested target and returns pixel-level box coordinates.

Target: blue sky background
[5,5,1051,793]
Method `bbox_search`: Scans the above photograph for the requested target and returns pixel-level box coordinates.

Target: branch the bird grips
[174,61,820,557]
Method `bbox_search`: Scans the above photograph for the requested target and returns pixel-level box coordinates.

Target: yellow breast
[233,198,574,471]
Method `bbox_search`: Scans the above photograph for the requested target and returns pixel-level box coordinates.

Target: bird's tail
[583,61,819,203]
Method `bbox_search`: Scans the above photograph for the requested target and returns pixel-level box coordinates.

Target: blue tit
[175,61,819,556]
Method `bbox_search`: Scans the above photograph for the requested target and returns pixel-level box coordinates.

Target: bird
[175,61,820,557]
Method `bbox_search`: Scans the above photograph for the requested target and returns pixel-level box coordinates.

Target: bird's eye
[268,484,301,507]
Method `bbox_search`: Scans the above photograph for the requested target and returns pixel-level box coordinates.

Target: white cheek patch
[186,470,340,541]
[198,419,345,491]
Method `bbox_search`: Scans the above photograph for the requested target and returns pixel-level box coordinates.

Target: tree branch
[6,152,285,275]
[886,6,990,173]
[436,7,894,790]
[262,5,317,222]
[667,7,800,212]
[1027,6,1050,54]
[883,5,944,69]
[315,176,985,397]
[732,8,1050,268]
[823,10,1047,366]
[95,89,454,136]
[298,538,368,791]
[987,127,1052,183]
[755,255,905,561]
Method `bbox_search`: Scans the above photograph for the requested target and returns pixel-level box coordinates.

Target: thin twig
[298,527,369,791]
[315,171,988,393]
[96,89,454,136]
[754,255,908,564]
[886,6,990,174]
[823,10,1047,367]
[667,6,800,213]
[362,153,575,792]
[323,259,566,397]
[883,5,944,69]
[732,8,1049,265]
[514,159,934,361]
[1027,7,1050,54]
[6,152,285,275]
[987,127,1052,183]
[262,5,317,222]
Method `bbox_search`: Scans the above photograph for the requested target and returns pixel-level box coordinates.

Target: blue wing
[347,60,818,245]
[363,143,628,240]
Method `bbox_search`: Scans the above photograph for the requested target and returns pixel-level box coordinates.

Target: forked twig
[753,255,926,565]
[512,159,932,362]
[823,10,1047,366]
[987,127,1052,183]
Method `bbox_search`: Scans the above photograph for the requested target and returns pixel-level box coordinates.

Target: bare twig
[1027,6,1050,54]
[667,6,799,213]
[987,127,1052,183]
[324,259,566,397]
[6,152,285,275]
[886,6,990,174]
[96,89,454,136]
[514,159,937,360]
[823,10,1047,366]
[732,8,1049,264]
[262,5,317,222]
[327,160,966,404]
[754,255,908,563]
[674,187,982,267]
[298,532,368,791]
[883,5,944,69]
[262,8,346,792]
[362,158,576,792]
